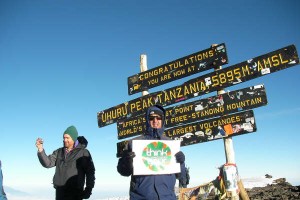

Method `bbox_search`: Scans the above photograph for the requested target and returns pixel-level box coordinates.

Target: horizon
[3,175,298,200]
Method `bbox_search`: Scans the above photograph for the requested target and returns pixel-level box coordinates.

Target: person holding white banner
[117,105,186,200]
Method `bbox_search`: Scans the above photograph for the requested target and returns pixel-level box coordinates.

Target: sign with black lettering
[128,43,228,95]
[117,84,267,139]
[117,140,130,158]
[165,110,256,147]
[98,44,299,128]
[116,110,256,157]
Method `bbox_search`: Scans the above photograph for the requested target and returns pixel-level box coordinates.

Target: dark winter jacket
[117,105,180,200]
[178,164,188,188]
[37,136,95,190]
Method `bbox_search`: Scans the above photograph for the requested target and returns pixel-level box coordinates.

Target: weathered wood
[212,42,238,200]
[128,44,228,95]
[140,54,149,96]
[98,44,299,128]
[117,84,267,139]
[238,180,250,200]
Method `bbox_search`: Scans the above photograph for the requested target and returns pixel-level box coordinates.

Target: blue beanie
[64,126,78,142]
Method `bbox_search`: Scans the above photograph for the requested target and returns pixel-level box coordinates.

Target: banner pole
[140,54,149,96]
[212,44,240,200]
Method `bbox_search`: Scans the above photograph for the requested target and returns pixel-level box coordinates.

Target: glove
[117,151,136,176]
[123,151,136,169]
[123,151,136,158]
[175,151,185,163]
[81,187,92,199]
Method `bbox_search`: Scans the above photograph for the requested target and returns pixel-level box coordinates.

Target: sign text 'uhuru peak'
[98,44,299,128]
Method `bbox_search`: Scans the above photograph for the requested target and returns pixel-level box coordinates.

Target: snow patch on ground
[241,176,276,189]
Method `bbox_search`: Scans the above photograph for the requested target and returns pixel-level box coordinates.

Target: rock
[265,174,272,179]
[272,178,286,184]
[178,178,300,200]
[246,178,300,200]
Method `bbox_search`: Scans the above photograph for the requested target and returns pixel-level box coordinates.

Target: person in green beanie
[36,126,95,200]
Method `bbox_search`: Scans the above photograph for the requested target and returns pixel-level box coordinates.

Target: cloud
[4,186,54,200]
[5,194,51,200]
[4,186,30,196]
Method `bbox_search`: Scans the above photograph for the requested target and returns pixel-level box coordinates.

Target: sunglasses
[149,116,162,121]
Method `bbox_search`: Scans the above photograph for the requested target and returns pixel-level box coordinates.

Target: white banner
[132,140,181,175]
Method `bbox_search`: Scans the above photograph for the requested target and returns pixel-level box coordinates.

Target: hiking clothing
[38,136,95,199]
[178,164,188,188]
[117,105,184,200]
[175,151,185,163]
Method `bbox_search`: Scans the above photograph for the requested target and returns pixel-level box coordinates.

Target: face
[63,134,75,149]
[149,114,162,128]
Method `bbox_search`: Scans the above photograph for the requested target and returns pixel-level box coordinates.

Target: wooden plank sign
[117,84,267,139]
[98,44,299,128]
[127,43,228,95]
[165,110,256,147]
[116,110,256,157]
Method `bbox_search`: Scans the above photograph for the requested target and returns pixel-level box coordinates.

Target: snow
[241,176,276,189]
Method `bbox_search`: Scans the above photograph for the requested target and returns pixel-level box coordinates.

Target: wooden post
[238,180,250,200]
[211,44,237,200]
[140,54,149,96]
[211,44,249,200]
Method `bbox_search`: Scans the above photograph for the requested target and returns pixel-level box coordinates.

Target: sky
[0,0,300,199]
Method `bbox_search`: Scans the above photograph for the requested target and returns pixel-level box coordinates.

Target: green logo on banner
[142,141,172,171]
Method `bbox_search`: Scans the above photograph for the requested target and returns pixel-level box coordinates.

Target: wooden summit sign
[117,84,267,139]
[97,44,299,128]
[127,43,228,95]
[165,110,256,147]
[116,110,256,157]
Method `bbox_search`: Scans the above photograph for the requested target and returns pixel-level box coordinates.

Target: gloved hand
[81,187,92,199]
[117,151,136,176]
[123,151,136,169]
[175,151,185,163]
[123,151,136,158]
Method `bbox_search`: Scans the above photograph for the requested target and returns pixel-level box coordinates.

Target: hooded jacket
[117,105,177,200]
[38,136,95,190]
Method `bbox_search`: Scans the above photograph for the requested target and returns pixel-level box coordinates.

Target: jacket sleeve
[178,162,186,180]
[82,150,95,189]
[37,149,59,168]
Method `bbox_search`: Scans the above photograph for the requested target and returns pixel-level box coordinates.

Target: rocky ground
[246,178,300,200]
[198,177,300,200]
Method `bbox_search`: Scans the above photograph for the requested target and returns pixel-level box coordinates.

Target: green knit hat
[64,125,78,142]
